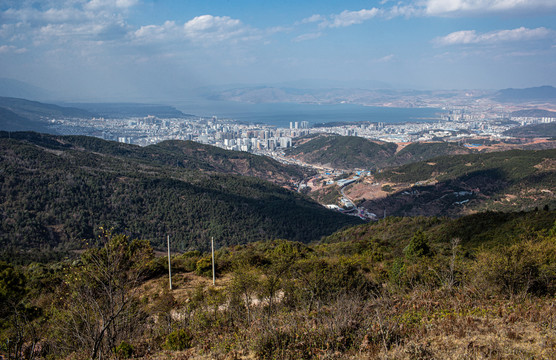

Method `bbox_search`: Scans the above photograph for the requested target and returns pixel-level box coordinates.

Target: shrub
[404,230,431,260]
[195,256,212,277]
[473,237,556,296]
[164,329,193,351]
[114,341,134,359]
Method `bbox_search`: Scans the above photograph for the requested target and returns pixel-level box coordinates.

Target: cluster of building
[510,115,556,126]
[48,104,555,154]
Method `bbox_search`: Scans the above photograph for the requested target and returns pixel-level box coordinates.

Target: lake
[175,100,444,128]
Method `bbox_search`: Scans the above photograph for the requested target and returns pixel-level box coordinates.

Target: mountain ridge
[0,132,358,261]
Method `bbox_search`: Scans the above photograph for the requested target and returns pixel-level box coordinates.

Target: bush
[473,237,556,296]
[195,256,213,277]
[164,329,193,351]
[114,341,134,359]
[404,230,431,260]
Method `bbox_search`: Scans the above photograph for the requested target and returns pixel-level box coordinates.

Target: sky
[0,0,555,101]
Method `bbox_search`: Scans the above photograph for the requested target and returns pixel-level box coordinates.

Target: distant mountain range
[0,96,194,133]
[203,85,556,107]
[494,86,556,103]
[0,78,53,101]
[0,96,94,120]
[0,96,96,133]
[510,109,556,118]
[62,102,190,118]
[0,107,52,133]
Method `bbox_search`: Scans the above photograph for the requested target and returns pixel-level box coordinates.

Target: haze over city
[1,0,556,102]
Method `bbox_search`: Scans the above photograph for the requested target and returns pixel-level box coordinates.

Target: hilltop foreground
[1,209,555,359]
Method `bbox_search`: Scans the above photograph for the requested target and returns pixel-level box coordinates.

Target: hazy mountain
[494,86,556,103]
[0,97,94,121]
[0,78,53,100]
[0,107,53,133]
[63,102,190,118]
[510,109,556,118]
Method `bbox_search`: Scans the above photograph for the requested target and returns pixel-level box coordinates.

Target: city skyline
[1,0,555,102]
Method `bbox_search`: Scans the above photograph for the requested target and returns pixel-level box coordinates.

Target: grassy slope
[321,210,556,255]
[17,209,556,359]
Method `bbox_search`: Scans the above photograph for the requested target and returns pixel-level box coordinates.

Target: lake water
[175,100,444,128]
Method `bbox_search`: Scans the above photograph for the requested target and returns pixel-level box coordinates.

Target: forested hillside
[363,148,556,216]
[504,122,556,138]
[286,135,397,169]
[0,132,358,262]
[286,134,472,170]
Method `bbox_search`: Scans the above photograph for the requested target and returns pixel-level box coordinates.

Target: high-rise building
[280,137,292,148]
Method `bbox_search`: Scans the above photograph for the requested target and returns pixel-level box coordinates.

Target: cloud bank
[435,27,553,45]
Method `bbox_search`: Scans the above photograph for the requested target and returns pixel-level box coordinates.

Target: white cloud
[293,32,322,42]
[376,54,395,62]
[327,8,381,28]
[1,0,134,47]
[85,0,138,10]
[0,44,26,53]
[300,14,324,24]
[133,15,257,45]
[134,21,179,42]
[425,0,556,16]
[183,15,245,42]
[435,27,553,45]
[387,4,422,18]
[0,45,15,53]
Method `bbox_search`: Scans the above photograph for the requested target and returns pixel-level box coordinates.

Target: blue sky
[1,0,555,101]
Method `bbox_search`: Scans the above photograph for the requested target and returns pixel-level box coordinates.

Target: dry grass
[135,278,556,359]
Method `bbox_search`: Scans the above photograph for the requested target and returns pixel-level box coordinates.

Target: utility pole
[167,235,172,290]
[211,237,215,286]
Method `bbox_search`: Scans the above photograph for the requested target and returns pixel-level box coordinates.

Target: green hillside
[150,140,314,183]
[323,210,556,252]
[286,134,472,170]
[286,135,397,169]
[504,122,556,138]
[0,132,359,262]
[510,108,556,118]
[387,142,471,166]
[2,209,555,359]
[25,133,314,184]
[376,148,556,183]
[366,149,556,216]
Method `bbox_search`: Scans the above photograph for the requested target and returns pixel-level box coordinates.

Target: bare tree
[55,230,153,359]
